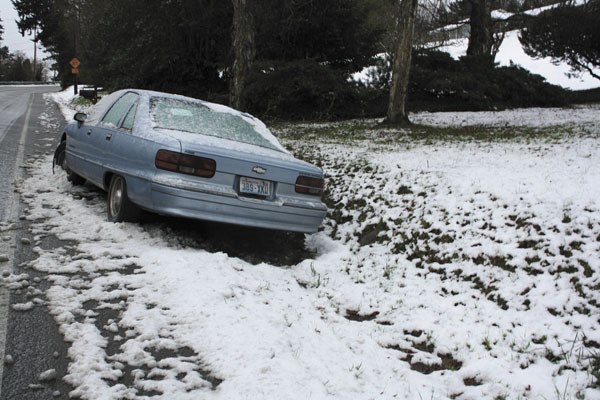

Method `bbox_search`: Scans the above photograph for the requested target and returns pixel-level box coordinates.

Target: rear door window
[120,101,139,131]
[100,92,139,128]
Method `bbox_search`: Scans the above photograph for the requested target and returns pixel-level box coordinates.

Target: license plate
[239,177,271,196]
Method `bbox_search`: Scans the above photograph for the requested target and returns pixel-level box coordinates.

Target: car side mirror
[74,112,87,124]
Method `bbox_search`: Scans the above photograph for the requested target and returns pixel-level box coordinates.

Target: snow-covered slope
[355,3,600,93]
[441,29,600,91]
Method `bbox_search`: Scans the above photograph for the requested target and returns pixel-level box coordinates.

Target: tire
[54,139,85,185]
[107,175,140,223]
[53,140,66,172]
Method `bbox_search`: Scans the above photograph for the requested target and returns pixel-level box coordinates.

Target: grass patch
[578,259,593,278]
[489,255,516,273]
[397,185,413,195]
[433,233,455,244]
[70,95,95,108]
[358,221,388,246]
[344,309,380,322]
[463,376,483,386]
[518,239,539,249]
[274,119,599,147]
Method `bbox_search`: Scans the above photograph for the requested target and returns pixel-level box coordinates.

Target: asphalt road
[0,85,73,400]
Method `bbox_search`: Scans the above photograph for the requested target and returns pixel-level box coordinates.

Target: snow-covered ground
[3,91,600,399]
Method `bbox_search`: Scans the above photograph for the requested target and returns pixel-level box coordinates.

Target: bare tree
[230,0,255,110]
[385,0,419,125]
[413,0,454,48]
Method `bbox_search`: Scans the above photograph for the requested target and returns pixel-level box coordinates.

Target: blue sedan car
[55,89,327,233]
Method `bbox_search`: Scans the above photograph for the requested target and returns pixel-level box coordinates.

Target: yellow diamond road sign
[69,58,81,69]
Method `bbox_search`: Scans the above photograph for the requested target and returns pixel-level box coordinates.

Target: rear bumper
[149,182,327,233]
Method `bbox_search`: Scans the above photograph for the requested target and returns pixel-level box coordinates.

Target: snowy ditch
[2,92,599,399]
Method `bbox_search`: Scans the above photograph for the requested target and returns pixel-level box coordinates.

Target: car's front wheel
[107,175,140,222]
[54,139,85,185]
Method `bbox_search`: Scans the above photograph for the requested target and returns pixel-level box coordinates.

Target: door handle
[86,130,92,135]
[105,133,112,141]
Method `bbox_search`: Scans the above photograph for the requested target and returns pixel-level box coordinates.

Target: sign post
[70,58,81,95]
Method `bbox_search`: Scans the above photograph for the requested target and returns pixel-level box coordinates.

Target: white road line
[0,93,34,394]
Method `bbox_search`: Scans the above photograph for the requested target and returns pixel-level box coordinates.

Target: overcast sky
[1,2,48,59]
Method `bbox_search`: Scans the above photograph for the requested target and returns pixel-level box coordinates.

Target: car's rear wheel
[107,175,140,222]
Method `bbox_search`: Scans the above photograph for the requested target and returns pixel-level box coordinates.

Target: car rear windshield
[150,97,281,152]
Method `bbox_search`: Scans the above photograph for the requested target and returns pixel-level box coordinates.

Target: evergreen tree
[520,1,600,81]
[0,51,35,81]
[12,0,74,82]
[13,0,233,96]
[240,1,386,118]
[255,0,382,74]
[11,0,53,37]
[12,0,384,117]
[447,0,510,66]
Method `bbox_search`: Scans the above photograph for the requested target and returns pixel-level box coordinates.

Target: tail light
[295,176,324,197]
[155,149,216,178]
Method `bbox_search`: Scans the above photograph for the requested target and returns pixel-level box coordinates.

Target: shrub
[407,50,568,111]
[568,87,600,104]
[242,50,571,121]
[243,60,369,120]
[367,49,569,113]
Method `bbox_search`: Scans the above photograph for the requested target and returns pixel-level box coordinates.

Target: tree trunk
[230,0,255,111]
[385,0,418,126]
[466,0,493,65]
